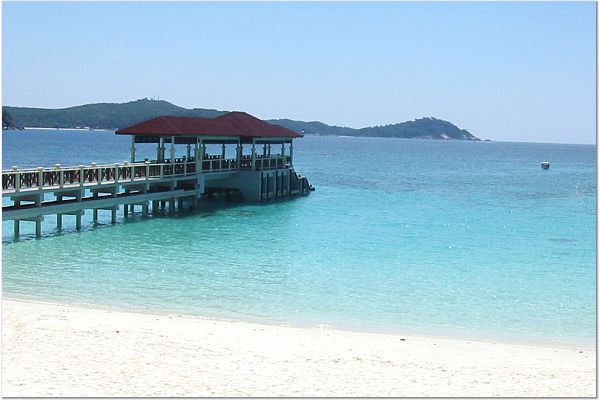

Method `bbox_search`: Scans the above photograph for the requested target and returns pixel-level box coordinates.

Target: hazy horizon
[3,2,596,144]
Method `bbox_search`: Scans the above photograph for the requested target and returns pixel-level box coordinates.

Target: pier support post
[111,208,117,224]
[35,218,42,237]
[152,200,159,212]
[169,198,175,212]
[160,200,166,210]
[178,198,183,209]
[142,202,148,216]
[76,213,82,230]
[124,204,129,218]
[14,220,20,236]
[93,209,98,222]
[57,214,62,230]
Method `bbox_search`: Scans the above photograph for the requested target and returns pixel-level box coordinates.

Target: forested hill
[270,117,479,140]
[3,99,226,130]
[3,99,480,140]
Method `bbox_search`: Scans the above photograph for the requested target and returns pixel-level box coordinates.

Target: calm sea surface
[2,129,596,347]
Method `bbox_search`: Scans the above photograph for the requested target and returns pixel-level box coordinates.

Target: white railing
[3,154,293,192]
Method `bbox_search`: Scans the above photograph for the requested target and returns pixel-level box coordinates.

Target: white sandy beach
[1,298,595,397]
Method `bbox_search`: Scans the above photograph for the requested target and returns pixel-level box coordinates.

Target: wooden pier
[2,112,314,237]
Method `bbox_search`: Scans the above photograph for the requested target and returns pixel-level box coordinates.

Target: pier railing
[3,154,293,192]
[3,160,197,192]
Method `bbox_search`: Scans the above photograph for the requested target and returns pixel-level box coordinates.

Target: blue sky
[2,2,596,144]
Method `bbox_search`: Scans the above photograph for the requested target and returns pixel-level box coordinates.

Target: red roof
[116,112,301,138]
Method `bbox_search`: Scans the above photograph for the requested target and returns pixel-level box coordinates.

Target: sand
[1,298,595,397]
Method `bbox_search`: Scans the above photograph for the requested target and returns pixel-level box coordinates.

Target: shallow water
[2,130,596,346]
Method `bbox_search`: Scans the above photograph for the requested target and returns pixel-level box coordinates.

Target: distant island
[2,98,480,140]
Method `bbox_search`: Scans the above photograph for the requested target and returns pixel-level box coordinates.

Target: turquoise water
[2,130,596,347]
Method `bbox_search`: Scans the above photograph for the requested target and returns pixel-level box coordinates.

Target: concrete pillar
[130,136,136,162]
[93,209,98,222]
[14,220,19,236]
[35,218,42,237]
[170,136,175,163]
[35,217,42,237]
[76,213,82,230]
[237,143,242,168]
[156,138,164,162]
[111,208,117,224]
[56,196,63,230]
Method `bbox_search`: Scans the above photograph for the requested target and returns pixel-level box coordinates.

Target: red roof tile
[116,112,301,138]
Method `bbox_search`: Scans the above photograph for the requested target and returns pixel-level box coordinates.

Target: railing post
[114,163,119,183]
[56,164,64,188]
[79,165,85,186]
[37,167,44,190]
[12,166,20,192]
[91,162,98,183]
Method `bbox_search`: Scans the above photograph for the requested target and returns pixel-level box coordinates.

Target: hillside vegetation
[3,99,479,140]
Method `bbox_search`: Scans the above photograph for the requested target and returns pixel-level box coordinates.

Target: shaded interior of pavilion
[129,135,295,173]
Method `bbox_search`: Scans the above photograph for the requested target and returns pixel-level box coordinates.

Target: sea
[1,129,596,348]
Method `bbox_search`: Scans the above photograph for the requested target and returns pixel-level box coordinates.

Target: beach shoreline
[1,294,594,351]
[2,297,596,397]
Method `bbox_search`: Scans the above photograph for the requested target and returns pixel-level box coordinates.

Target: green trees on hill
[2,110,15,129]
[3,99,479,140]
[3,98,225,130]
[272,117,479,140]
